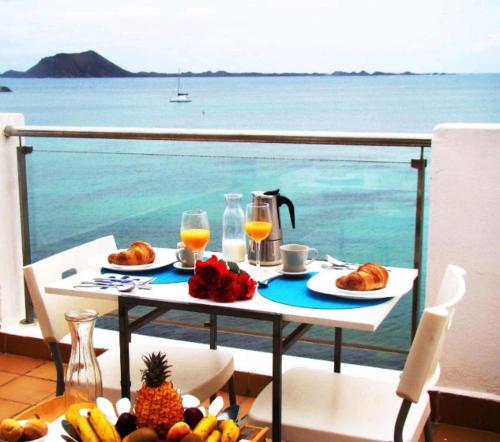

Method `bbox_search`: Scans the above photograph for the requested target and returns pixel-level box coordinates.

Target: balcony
[0,114,498,439]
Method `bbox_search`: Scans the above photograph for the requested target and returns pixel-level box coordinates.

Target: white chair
[248,264,466,442]
[24,235,235,403]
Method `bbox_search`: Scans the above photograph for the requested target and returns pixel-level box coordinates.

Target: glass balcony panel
[26,138,427,369]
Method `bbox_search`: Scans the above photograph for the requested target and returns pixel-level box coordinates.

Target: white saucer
[173,261,194,271]
[276,266,311,276]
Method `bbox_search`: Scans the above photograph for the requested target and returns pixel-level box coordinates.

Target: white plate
[91,248,176,272]
[173,261,194,271]
[307,270,403,300]
[276,266,311,276]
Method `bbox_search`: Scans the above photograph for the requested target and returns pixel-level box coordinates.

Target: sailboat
[169,72,191,103]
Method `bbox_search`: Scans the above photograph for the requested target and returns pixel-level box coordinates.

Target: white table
[45,249,417,442]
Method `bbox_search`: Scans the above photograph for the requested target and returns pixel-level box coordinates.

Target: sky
[1,0,499,74]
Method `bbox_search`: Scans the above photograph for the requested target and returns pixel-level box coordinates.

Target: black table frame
[118,295,343,442]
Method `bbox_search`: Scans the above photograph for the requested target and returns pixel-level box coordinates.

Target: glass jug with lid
[222,193,246,262]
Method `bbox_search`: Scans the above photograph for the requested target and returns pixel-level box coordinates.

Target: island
[0,50,451,78]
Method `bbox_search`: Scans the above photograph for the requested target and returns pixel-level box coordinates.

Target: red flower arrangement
[188,255,256,302]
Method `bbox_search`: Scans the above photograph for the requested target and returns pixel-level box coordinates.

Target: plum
[115,412,137,438]
[182,408,204,430]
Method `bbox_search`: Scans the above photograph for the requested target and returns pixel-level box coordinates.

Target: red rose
[188,256,256,302]
[196,255,226,286]
[216,271,241,302]
[188,255,224,299]
[238,271,256,300]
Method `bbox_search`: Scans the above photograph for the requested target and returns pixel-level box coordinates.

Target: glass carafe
[222,193,246,262]
[64,309,103,406]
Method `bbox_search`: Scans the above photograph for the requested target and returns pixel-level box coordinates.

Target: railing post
[17,140,34,324]
[0,113,27,328]
[410,146,427,339]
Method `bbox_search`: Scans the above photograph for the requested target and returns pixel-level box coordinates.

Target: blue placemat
[259,273,389,309]
[101,264,192,284]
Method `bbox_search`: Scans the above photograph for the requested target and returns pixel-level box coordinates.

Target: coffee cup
[280,244,318,273]
[176,242,204,268]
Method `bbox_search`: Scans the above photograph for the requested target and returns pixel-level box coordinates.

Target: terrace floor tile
[0,353,44,375]
[0,376,55,405]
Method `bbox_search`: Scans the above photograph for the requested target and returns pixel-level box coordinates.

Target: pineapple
[134,352,184,437]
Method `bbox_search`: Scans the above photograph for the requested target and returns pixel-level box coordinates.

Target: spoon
[217,404,240,422]
[182,394,201,408]
[208,395,224,416]
[61,420,81,442]
[257,274,281,288]
[116,397,132,415]
[325,255,356,267]
[116,282,138,293]
[97,397,118,424]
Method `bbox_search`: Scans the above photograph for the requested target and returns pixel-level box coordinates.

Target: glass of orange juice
[244,202,272,274]
[180,210,210,272]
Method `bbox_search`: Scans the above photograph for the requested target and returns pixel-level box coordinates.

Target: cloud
[180,6,215,17]
[1,0,499,73]
[472,33,500,51]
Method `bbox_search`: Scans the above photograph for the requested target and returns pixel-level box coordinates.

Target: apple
[166,421,191,442]
[22,417,49,440]
[0,418,24,442]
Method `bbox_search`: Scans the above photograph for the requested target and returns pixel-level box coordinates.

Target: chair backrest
[397,264,466,403]
[24,235,118,343]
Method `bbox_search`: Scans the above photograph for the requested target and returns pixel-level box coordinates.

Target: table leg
[118,299,131,398]
[209,312,217,349]
[272,315,283,442]
[334,327,342,373]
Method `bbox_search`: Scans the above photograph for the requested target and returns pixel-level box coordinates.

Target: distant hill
[0,50,451,78]
[1,50,134,78]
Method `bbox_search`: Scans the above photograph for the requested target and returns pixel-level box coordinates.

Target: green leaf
[227,261,241,274]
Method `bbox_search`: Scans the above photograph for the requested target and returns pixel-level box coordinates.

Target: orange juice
[181,228,210,250]
[244,221,272,241]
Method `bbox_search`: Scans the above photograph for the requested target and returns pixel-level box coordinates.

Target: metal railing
[5,126,431,147]
[4,124,431,354]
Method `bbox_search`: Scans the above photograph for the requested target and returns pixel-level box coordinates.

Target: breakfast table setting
[42,191,418,442]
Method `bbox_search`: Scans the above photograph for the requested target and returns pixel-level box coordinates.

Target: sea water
[1,74,499,367]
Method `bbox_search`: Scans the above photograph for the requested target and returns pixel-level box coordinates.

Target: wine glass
[245,202,272,276]
[180,210,210,271]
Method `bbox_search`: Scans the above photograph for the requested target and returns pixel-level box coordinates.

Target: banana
[192,414,218,441]
[65,402,96,428]
[75,415,100,442]
[88,407,122,442]
[206,429,221,442]
[220,419,239,442]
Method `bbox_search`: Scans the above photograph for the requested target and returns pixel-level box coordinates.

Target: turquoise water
[2,74,499,367]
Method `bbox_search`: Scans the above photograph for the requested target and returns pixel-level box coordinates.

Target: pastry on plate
[108,240,155,266]
[335,262,388,291]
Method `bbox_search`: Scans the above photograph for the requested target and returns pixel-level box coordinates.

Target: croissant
[108,240,155,266]
[335,262,389,291]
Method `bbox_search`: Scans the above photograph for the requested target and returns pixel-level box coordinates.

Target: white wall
[0,113,25,328]
[427,124,500,399]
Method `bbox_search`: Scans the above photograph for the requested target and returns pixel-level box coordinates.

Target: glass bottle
[64,309,103,406]
[222,193,246,262]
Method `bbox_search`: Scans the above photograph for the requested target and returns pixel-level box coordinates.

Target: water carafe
[222,193,246,262]
[64,309,102,406]
[248,189,295,265]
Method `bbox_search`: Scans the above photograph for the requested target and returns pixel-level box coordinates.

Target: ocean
[2,74,499,367]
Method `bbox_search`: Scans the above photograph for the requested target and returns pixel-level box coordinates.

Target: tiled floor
[1,353,499,441]
[0,353,57,419]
